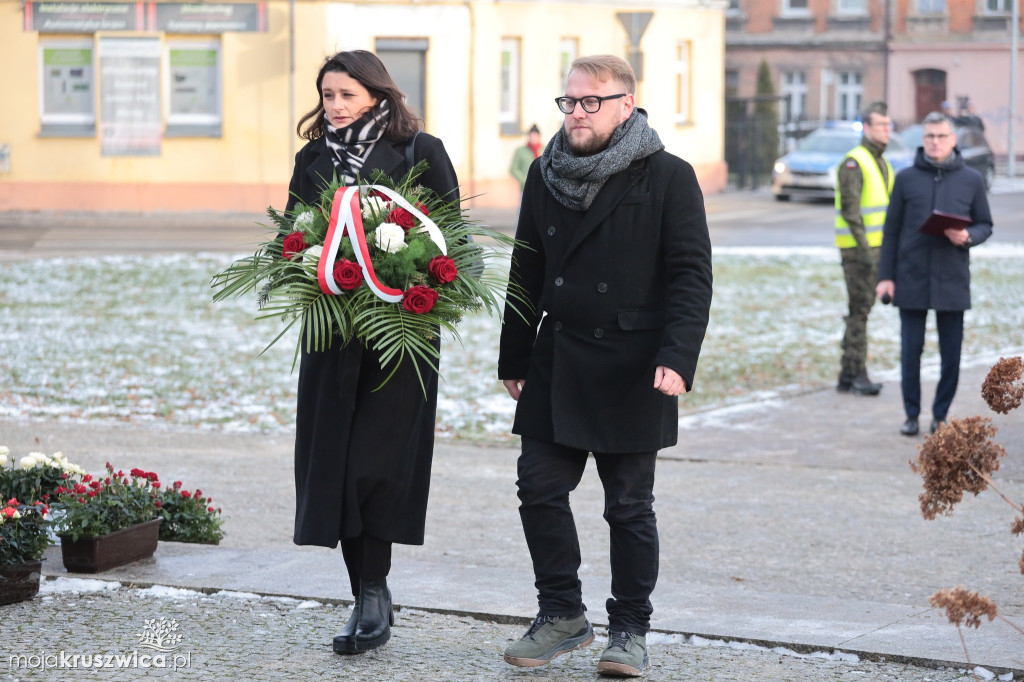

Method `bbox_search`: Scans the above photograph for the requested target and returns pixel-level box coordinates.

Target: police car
[771,121,914,202]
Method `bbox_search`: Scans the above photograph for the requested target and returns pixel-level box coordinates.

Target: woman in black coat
[285,50,459,656]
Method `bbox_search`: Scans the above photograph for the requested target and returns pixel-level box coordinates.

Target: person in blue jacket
[876,111,993,436]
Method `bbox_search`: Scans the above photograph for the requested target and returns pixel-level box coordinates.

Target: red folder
[919,210,970,237]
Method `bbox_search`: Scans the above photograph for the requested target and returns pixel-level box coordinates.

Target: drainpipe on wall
[465,0,476,202]
[1009,0,1018,178]
[288,0,296,161]
[883,0,891,106]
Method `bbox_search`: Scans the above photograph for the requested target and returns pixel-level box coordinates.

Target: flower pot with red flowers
[53,464,162,573]
[0,495,52,605]
[157,481,224,545]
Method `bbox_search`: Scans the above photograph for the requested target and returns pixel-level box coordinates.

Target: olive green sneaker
[503,613,595,667]
[597,631,650,677]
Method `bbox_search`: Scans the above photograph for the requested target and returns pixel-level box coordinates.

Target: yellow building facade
[0,0,726,212]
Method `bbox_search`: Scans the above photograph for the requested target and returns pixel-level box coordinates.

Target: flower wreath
[212,163,527,392]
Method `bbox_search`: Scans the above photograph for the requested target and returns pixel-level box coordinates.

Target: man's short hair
[859,101,887,126]
[568,55,636,94]
[923,111,954,128]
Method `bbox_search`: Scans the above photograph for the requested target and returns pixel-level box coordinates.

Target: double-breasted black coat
[877,148,992,311]
[498,150,713,454]
[287,132,459,548]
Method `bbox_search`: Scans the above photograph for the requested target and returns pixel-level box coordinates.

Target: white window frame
[781,0,811,16]
[38,39,96,135]
[499,37,521,134]
[164,40,222,137]
[917,0,946,13]
[675,41,693,124]
[781,70,807,121]
[837,0,868,15]
[835,71,862,121]
[982,0,1012,13]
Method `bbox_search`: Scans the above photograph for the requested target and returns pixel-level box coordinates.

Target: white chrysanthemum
[361,196,390,217]
[373,223,407,254]
[293,210,316,234]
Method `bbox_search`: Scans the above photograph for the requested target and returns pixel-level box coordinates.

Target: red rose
[387,207,416,232]
[182,491,192,499]
[155,501,163,508]
[368,189,390,201]
[208,506,216,513]
[282,231,306,260]
[416,202,429,216]
[152,481,161,489]
[333,259,363,290]
[173,481,182,489]
[402,285,439,314]
[428,255,458,284]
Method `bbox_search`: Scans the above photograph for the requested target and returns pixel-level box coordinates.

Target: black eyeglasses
[554,94,627,114]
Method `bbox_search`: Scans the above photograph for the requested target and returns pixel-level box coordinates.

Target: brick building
[726,0,1023,158]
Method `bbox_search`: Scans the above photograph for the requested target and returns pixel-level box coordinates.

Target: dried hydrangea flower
[929,587,997,629]
[981,356,1024,415]
[909,417,1006,520]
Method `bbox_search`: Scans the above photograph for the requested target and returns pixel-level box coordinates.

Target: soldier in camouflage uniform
[834,102,893,395]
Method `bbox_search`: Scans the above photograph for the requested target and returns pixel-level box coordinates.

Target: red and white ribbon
[317,184,446,302]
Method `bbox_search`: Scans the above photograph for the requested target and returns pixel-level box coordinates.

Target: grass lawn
[2,248,1022,444]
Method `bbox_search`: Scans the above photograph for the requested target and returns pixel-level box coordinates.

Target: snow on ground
[2,249,1022,443]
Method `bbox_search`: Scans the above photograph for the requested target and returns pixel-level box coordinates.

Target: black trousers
[899,308,964,421]
[340,534,392,597]
[516,437,659,634]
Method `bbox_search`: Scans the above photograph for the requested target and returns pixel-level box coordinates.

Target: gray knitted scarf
[539,108,664,211]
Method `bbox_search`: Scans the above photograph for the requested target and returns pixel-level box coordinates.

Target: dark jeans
[899,308,964,421]
[516,437,659,634]
[341,534,392,597]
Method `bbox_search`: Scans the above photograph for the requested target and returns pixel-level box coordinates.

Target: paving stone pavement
[0,581,1000,681]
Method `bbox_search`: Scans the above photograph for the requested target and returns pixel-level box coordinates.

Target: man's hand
[876,279,895,301]
[653,366,687,397]
[945,228,970,246]
[502,379,525,401]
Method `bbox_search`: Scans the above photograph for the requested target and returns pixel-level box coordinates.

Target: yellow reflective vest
[834,145,894,249]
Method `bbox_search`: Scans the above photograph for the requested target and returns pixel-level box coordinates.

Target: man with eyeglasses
[498,54,712,677]
[834,101,892,397]
[876,111,993,437]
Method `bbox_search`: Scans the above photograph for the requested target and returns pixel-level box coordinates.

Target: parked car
[897,124,995,190]
[771,122,915,202]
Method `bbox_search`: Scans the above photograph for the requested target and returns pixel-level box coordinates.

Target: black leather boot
[836,369,854,392]
[354,578,394,651]
[332,603,361,655]
[849,369,882,395]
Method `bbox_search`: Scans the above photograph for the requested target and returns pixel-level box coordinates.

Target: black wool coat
[288,132,459,548]
[878,148,993,311]
[498,150,713,454]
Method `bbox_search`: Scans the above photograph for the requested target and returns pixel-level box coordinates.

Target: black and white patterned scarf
[540,108,664,211]
[323,100,390,183]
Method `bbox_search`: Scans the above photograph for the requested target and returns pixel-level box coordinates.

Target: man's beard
[567,127,612,156]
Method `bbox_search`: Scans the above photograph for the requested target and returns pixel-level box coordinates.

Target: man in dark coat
[498,55,712,677]
[876,111,993,437]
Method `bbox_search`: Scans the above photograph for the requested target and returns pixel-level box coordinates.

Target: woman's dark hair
[296,50,421,142]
